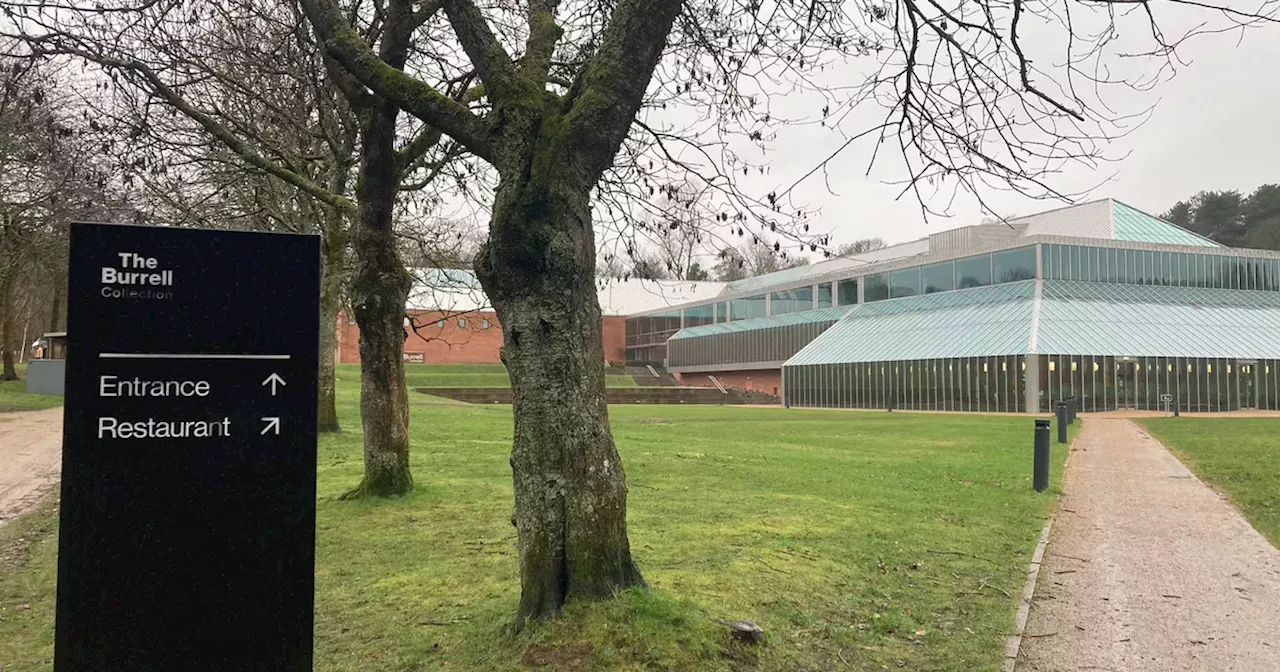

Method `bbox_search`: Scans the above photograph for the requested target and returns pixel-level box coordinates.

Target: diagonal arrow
[260,417,281,436]
[262,372,286,396]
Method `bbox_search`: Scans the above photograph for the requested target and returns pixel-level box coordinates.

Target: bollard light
[1034,419,1051,493]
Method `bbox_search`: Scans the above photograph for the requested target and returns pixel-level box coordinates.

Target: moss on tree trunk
[478,133,645,624]
[343,98,413,498]
[317,228,345,434]
[0,271,15,382]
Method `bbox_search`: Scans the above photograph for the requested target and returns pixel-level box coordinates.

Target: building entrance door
[1240,361,1259,409]
[1116,360,1138,410]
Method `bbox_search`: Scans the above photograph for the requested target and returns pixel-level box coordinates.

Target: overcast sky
[669,5,1280,252]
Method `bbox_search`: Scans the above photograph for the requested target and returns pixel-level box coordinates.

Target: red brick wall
[601,316,626,363]
[679,369,783,396]
[337,311,629,366]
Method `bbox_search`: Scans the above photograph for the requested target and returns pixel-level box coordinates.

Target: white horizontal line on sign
[99,353,291,360]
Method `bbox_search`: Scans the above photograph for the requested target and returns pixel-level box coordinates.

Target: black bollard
[1173,398,1180,417]
[1056,402,1068,444]
[1034,419,1051,492]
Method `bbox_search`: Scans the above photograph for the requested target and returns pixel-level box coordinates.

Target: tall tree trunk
[48,286,61,333]
[0,272,16,381]
[476,145,645,625]
[317,228,344,434]
[342,98,412,498]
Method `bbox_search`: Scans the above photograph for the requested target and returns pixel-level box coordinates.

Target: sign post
[55,222,320,671]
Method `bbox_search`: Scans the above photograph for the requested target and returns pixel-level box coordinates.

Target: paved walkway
[1018,419,1280,671]
[0,408,62,528]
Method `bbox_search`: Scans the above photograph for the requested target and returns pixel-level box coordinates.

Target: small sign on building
[403,352,425,363]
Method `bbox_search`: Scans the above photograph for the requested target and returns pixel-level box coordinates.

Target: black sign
[56,222,320,671]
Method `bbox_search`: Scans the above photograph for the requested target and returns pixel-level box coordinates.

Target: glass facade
[770,287,813,315]
[817,284,833,309]
[625,311,681,363]
[784,356,1028,412]
[1043,244,1280,291]
[956,255,993,289]
[993,247,1037,283]
[889,268,921,298]
[656,238,1280,415]
[864,274,889,302]
[729,295,767,321]
[683,304,714,328]
[668,320,842,368]
[921,261,954,293]
[838,279,859,306]
[1037,355,1280,412]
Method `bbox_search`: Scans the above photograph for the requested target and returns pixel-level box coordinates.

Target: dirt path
[0,407,63,528]
[1018,419,1280,671]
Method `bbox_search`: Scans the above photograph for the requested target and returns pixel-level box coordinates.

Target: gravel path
[1018,418,1280,671]
[0,407,62,528]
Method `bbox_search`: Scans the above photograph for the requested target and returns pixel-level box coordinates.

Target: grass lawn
[1,378,1070,671]
[0,365,63,413]
[341,363,639,389]
[1140,418,1280,548]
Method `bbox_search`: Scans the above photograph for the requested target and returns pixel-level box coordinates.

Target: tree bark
[342,97,413,498]
[476,136,645,625]
[1,271,16,381]
[317,226,345,434]
[48,286,61,333]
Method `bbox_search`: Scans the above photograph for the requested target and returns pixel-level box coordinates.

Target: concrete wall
[26,359,65,396]
[337,310,628,365]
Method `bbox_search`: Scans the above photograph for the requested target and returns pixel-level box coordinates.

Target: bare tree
[0,49,132,379]
[9,0,1275,628]
[290,0,1275,624]
[714,242,811,281]
[836,238,887,256]
[6,0,479,496]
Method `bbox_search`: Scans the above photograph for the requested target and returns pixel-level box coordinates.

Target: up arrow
[262,373,286,396]
[261,417,281,436]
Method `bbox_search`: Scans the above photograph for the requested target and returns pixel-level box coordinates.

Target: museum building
[632,199,1280,413]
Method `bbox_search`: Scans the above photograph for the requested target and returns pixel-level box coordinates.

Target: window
[683,304,714,327]
[1124,249,1139,284]
[770,287,813,315]
[837,278,859,305]
[921,261,955,293]
[729,295,766,320]
[436,320,444,328]
[817,284,833,308]
[716,301,729,323]
[458,318,467,328]
[993,247,1036,283]
[864,274,889,302]
[955,255,992,289]
[889,268,920,297]
[482,319,491,329]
